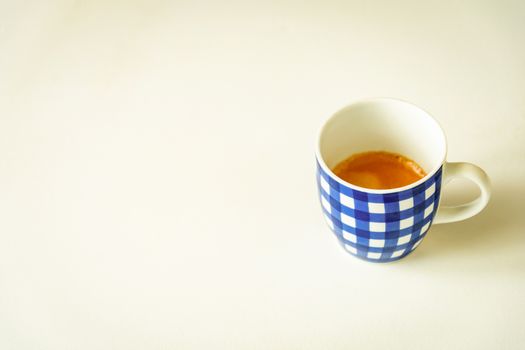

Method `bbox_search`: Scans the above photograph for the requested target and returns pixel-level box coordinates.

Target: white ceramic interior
[317,98,447,193]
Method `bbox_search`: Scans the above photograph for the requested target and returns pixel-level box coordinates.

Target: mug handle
[433,162,491,224]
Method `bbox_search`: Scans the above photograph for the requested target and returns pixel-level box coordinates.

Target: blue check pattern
[317,162,442,262]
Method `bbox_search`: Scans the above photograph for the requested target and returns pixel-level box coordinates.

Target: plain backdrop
[1,0,524,349]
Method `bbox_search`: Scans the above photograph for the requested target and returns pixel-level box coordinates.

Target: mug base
[338,240,419,263]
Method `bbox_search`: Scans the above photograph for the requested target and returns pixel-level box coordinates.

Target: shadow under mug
[315,98,491,262]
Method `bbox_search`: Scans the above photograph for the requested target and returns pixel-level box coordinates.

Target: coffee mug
[316,98,491,262]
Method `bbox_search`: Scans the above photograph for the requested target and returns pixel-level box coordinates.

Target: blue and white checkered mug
[316,98,491,262]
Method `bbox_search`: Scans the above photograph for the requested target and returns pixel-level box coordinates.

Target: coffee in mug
[332,151,427,190]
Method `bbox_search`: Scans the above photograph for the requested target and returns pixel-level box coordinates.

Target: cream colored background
[1,1,524,349]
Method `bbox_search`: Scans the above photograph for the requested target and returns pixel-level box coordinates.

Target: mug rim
[315,97,448,194]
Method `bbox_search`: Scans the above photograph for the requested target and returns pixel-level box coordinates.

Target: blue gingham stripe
[317,162,442,262]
